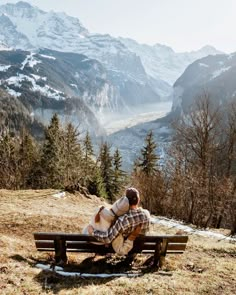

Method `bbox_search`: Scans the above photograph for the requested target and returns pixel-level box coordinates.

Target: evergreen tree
[40,114,64,188]
[0,133,18,189]
[138,130,159,176]
[98,142,114,200]
[113,148,126,197]
[87,167,108,199]
[18,129,38,188]
[63,123,82,186]
[131,130,164,213]
[81,131,94,186]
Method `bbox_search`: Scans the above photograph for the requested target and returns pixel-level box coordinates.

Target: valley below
[100,101,172,135]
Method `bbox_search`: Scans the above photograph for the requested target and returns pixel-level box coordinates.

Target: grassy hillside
[0,190,235,295]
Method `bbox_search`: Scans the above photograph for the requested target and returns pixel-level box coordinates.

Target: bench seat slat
[35,241,187,252]
[37,248,185,255]
[34,233,188,243]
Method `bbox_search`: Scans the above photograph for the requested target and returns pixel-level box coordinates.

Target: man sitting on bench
[88,187,150,255]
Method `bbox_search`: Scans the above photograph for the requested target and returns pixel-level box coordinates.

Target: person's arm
[89,215,129,244]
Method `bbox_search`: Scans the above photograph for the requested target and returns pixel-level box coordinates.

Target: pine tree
[113,148,126,197]
[0,133,18,189]
[98,142,114,200]
[81,131,94,186]
[87,167,108,199]
[131,130,164,213]
[63,123,82,186]
[18,129,38,188]
[40,114,64,188]
[138,130,159,176]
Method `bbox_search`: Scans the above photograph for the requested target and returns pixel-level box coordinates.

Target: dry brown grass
[0,189,235,295]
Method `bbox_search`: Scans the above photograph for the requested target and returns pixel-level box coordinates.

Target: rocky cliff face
[119,38,222,85]
[172,52,236,114]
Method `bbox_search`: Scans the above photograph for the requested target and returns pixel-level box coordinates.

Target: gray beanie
[111,196,130,216]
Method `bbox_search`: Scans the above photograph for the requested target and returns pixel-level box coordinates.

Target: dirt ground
[0,189,235,295]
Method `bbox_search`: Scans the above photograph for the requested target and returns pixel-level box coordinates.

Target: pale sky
[1,0,236,53]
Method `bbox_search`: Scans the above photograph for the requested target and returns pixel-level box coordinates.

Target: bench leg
[153,242,161,268]
[159,239,168,268]
[54,238,67,264]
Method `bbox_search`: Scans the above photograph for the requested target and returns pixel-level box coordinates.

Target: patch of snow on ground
[211,66,231,80]
[151,217,236,243]
[20,53,41,70]
[31,74,47,81]
[0,65,11,72]
[6,87,21,97]
[52,192,66,198]
[8,75,62,99]
[39,54,56,60]
[81,58,90,62]
[36,264,141,277]
[199,63,209,68]
[6,74,64,100]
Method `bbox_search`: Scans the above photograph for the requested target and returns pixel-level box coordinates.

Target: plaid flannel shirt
[93,208,150,244]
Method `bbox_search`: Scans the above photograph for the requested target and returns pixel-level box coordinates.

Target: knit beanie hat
[126,187,140,205]
[111,196,130,216]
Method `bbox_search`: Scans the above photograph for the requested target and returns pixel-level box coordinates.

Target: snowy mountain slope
[172,52,236,114]
[0,1,164,104]
[0,1,224,106]
[0,48,111,136]
[0,1,88,50]
[119,37,222,85]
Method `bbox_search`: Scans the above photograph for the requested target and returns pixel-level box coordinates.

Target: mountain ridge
[0,1,222,98]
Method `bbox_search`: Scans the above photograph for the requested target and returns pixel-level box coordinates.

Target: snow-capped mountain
[0,1,223,107]
[119,37,222,85]
[0,1,164,106]
[0,48,111,136]
[172,52,236,114]
[0,1,89,50]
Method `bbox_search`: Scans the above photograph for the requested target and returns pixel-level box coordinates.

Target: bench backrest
[34,233,188,255]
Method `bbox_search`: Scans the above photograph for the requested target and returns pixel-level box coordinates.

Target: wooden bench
[34,233,188,269]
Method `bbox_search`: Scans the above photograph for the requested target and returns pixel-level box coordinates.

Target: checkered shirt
[93,208,150,244]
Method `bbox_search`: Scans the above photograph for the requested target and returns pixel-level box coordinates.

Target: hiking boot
[127,225,142,241]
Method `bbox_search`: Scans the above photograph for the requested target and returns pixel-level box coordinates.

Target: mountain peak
[15,1,32,8]
[193,45,223,55]
[153,43,175,54]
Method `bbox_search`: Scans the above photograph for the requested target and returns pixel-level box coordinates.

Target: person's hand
[87,224,94,235]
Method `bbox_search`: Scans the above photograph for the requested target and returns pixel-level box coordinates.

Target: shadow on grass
[33,254,160,294]
[10,254,30,263]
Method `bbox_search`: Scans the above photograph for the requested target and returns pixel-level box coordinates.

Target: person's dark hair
[126,187,140,206]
